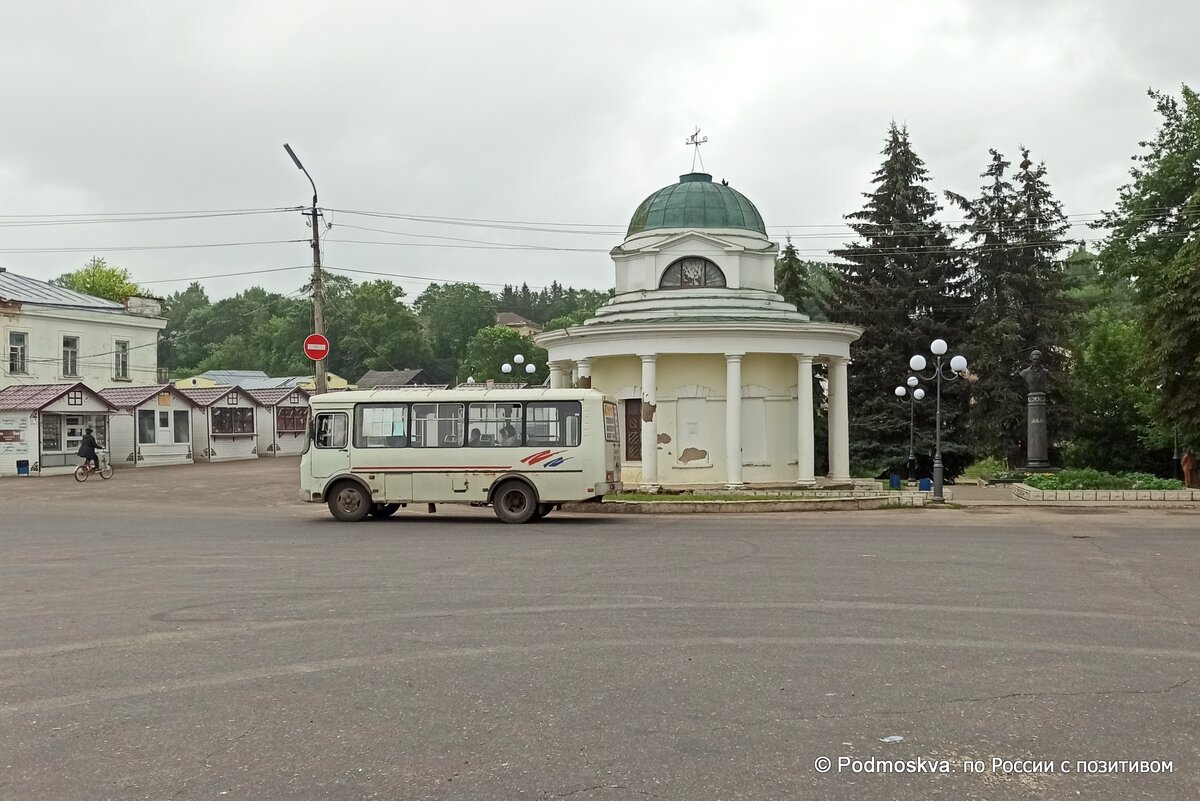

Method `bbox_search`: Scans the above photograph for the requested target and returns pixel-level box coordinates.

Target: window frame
[114,340,130,380]
[524,401,583,449]
[210,406,254,435]
[659,256,727,289]
[467,402,523,448]
[8,330,29,375]
[62,335,79,377]
[411,402,465,448]
[314,411,349,449]
[138,409,156,444]
[173,410,190,444]
[354,403,410,449]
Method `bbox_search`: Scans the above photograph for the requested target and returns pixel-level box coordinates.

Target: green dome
[627,172,766,236]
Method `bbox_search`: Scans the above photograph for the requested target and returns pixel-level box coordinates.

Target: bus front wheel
[328,481,372,522]
[493,481,537,524]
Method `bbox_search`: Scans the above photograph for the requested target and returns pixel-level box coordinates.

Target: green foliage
[774,239,834,320]
[414,283,499,361]
[948,148,1075,463]
[458,326,548,385]
[962,456,1007,478]
[1098,85,1200,438]
[1023,469,1183,491]
[52,256,143,302]
[498,281,612,325]
[831,123,972,476]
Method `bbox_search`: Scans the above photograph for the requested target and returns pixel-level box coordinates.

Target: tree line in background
[52,84,1197,477]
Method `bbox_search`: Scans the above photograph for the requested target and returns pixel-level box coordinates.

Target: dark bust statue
[1019,349,1049,394]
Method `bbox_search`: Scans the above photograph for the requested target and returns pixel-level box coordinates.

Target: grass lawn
[609,493,852,503]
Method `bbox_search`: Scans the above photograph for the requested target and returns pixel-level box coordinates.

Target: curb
[563,496,916,514]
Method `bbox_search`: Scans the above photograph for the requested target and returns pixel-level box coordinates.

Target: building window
[623,399,641,462]
[211,407,254,435]
[173,410,190,443]
[62,336,79,376]
[114,341,130,380]
[289,394,300,404]
[226,393,238,405]
[276,406,309,433]
[659,257,726,289]
[138,410,156,444]
[67,390,83,406]
[8,331,28,374]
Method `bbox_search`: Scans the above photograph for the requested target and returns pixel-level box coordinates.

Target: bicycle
[74,450,114,482]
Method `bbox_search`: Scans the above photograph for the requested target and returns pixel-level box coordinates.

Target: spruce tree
[831,123,971,475]
[948,148,1073,465]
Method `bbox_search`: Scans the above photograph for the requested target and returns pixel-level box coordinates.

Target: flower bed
[1023,468,1183,491]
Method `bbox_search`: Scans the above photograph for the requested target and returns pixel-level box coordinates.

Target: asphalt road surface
[2,459,1199,800]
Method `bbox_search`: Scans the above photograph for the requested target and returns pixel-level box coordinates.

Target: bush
[963,456,1006,478]
[1023,468,1184,491]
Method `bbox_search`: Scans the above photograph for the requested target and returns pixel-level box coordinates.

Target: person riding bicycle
[77,427,100,472]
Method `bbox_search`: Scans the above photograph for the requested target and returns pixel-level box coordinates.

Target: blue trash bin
[889,473,902,490]
[16,459,29,476]
[918,477,932,492]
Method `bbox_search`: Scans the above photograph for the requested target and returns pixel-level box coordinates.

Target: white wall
[109,396,195,467]
[2,306,165,390]
[0,411,37,478]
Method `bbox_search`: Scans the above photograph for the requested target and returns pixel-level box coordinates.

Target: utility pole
[283,143,328,395]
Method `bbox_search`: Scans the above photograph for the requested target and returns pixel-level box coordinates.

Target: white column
[796,354,816,486]
[827,356,851,481]
[725,353,744,488]
[549,362,569,389]
[576,359,592,389]
[639,354,659,490]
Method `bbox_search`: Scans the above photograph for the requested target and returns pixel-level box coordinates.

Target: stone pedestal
[1025,391,1050,470]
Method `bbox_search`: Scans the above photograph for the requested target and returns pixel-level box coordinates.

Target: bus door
[311,411,351,479]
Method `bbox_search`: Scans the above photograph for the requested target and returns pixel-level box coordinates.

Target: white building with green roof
[536,171,862,490]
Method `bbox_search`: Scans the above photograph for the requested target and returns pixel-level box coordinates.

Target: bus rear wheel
[328,481,372,522]
[493,481,537,524]
[370,503,401,519]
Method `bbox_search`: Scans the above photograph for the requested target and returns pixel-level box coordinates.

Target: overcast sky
[1,0,1195,302]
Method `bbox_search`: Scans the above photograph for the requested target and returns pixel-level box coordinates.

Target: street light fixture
[908,338,968,503]
[894,379,926,483]
[501,355,539,378]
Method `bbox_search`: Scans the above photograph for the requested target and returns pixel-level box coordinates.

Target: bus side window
[315,412,348,448]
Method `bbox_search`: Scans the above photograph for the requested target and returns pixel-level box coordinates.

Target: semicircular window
[659,257,726,289]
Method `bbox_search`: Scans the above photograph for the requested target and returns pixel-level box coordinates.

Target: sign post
[303,334,330,363]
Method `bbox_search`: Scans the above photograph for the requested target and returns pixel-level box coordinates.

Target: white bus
[300,387,623,523]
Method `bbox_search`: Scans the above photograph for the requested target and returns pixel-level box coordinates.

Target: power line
[0,208,301,229]
[0,239,306,255]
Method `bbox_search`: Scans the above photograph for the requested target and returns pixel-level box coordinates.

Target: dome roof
[627,172,766,237]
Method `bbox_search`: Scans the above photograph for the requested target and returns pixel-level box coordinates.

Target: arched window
[659,257,726,289]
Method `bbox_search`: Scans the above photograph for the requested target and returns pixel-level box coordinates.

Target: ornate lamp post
[501,353,539,380]
[908,339,968,503]
[893,376,926,483]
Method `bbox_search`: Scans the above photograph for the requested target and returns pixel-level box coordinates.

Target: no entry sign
[303,333,330,361]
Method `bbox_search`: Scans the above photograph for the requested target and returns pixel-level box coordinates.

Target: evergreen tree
[948,147,1074,464]
[774,237,815,317]
[831,123,971,475]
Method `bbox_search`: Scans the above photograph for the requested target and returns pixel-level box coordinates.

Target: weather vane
[686,127,708,173]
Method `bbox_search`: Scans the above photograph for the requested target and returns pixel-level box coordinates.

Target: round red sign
[303,333,330,361]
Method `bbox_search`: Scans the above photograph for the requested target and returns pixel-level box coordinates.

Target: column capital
[638,353,657,364]
[724,353,745,363]
[795,353,814,365]
[827,355,850,366]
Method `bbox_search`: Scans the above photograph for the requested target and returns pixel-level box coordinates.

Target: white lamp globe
[950,355,968,373]
[909,354,927,372]
[467,377,476,384]
[525,363,536,374]
[501,363,512,374]
[895,386,906,397]
[931,338,948,356]
[906,376,919,387]
[913,388,926,400]
[514,354,525,364]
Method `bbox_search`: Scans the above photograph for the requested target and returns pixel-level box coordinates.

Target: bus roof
[308,387,611,406]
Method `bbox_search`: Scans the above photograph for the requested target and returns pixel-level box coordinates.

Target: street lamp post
[500,354,539,381]
[283,143,327,395]
[908,339,968,503]
[893,376,926,483]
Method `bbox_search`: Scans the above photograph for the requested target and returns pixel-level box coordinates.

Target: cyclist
[77,427,100,473]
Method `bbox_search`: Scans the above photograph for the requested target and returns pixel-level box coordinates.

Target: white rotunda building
[536,171,862,490]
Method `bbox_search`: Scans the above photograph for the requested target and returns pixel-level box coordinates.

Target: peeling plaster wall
[590,352,807,487]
